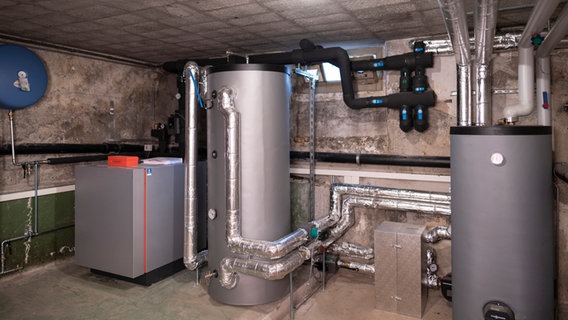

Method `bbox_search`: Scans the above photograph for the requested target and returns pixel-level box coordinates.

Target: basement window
[321,62,341,82]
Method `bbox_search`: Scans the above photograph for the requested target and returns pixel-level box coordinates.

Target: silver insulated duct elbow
[219,251,307,289]
[321,184,451,247]
[217,87,309,260]
[183,61,207,270]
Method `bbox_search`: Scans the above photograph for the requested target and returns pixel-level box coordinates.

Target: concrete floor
[0,258,454,320]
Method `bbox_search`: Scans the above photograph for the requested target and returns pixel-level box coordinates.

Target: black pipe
[164,39,437,110]
[0,143,145,155]
[290,151,450,168]
[248,40,436,109]
[46,155,109,164]
[350,51,433,71]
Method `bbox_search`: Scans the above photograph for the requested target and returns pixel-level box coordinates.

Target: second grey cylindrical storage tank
[450,126,553,320]
[207,64,291,305]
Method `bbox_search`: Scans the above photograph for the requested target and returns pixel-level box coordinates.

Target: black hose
[290,151,450,168]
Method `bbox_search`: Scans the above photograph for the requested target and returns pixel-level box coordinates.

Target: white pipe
[503,0,561,121]
[536,56,552,125]
[536,4,568,125]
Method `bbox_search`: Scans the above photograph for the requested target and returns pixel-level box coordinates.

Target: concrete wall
[290,38,568,312]
[0,47,178,271]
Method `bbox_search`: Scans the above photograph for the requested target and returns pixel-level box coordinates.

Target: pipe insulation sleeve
[438,0,472,126]
[316,184,451,247]
[183,61,207,270]
[503,0,560,120]
[219,251,307,289]
[536,4,568,125]
[423,225,452,243]
[337,259,375,274]
[328,242,374,260]
[217,87,310,260]
[474,0,499,126]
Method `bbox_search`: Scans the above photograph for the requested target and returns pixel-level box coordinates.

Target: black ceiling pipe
[290,151,450,168]
[249,40,436,109]
[350,51,433,71]
[163,39,437,109]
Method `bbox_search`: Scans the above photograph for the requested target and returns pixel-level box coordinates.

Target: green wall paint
[0,192,74,272]
[290,179,310,230]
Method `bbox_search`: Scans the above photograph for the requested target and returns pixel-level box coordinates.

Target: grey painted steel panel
[374,222,426,319]
[451,128,554,320]
[143,164,184,271]
[75,163,184,279]
[207,66,291,305]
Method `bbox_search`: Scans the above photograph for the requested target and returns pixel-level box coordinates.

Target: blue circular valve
[0,44,48,109]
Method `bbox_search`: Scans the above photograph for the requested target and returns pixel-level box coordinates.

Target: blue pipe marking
[542,91,549,109]
[373,61,384,68]
[371,99,383,105]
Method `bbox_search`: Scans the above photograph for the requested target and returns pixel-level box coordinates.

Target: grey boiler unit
[75,162,187,285]
[206,64,292,305]
[450,126,554,320]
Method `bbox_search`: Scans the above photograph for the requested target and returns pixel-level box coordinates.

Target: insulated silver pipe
[219,250,308,289]
[183,61,207,270]
[337,259,375,274]
[321,184,451,247]
[423,225,452,243]
[217,87,309,260]
[328,242,374,260]
[217,183,451,287]
[438,0,472,126]
[474,0,498,126]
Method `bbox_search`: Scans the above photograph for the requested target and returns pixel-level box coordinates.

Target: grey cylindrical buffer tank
[207,64,291,305]
[450,126,554,320]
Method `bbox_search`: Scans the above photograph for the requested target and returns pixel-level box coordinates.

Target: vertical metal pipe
[289,273,295,320]
[33,162,39,234]
[308,77,316,222]
[183,61,207,270]
[474,0,498,126]
[322,249,326,290]
[438,0,472,126]
[456,65,472,126]
[9,111,19,166]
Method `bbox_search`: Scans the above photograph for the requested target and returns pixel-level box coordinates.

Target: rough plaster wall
[0,48,178,194]
[290,39,568,307]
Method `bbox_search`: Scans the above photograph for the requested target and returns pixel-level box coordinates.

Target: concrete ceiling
[0,0,551,65]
